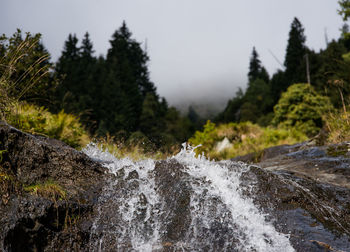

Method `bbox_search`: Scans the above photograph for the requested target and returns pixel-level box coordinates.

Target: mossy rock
[327,143,349,157]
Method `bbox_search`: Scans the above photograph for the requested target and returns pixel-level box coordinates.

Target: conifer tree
[284,17,307,84]
[54,34,80,112]
[248,47,269,83]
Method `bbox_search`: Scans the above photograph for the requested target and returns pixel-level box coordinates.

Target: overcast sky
[0,0,345,107]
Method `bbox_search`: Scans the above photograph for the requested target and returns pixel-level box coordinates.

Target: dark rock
[2,119,350,251]
[240,165,350,251]
[0,121,109,251]
[257,142,350,189]
[154,160,192,242]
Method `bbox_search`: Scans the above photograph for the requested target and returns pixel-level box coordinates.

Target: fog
[0,0,344,115]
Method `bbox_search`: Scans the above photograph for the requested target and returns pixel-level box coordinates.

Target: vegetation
[24,180,66,202]
[0,29,53,110]
[272,83,333,136]
[216,14,350,133]
[6,103,90,148]
[1,1,350,161]
[0,25,194,156]
[51,22,194,148]
[189,121,307,160]
[324,104,350,143]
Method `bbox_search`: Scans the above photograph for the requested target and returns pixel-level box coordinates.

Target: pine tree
[338,0,350,21]
[54,34,80,112]
[284,17,307,84]
[248,47,261,83]
[76,32,97,128]
[248,47,269,83]
[104,22,142,132]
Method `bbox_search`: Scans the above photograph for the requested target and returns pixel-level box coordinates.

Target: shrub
[272,83,333,136]
[189,121,307,160]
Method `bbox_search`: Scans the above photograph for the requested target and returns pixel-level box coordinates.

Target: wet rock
[154,160,192,242]
[257,142,350,189]
[2,119,350,251]
[0,121,109,251]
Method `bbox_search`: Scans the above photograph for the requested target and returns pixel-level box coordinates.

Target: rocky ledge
[0,121,109,251]
[1,121,350,251]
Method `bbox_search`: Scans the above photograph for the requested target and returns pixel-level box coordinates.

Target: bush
[272,83,333,136]
[189,120,307,160]
[6,103,90,148]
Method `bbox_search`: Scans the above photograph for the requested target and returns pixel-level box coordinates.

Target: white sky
[0,0,344,107]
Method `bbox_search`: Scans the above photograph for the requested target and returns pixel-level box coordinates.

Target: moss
[326,144,349,157]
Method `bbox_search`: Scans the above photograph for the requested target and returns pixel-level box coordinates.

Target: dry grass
[0,32,50,120]
[189,121,308,160]
[24,180,66,202]
[96,134,174,161]
[324,106,350,143]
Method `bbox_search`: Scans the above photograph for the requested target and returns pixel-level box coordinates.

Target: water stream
[83,143,294,251]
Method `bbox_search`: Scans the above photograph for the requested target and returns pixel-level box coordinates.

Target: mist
[0,0,343,115]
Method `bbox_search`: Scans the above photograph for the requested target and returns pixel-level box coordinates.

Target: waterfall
[83,143,294,251]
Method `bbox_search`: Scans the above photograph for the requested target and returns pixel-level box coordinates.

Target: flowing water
[83,143,294,251]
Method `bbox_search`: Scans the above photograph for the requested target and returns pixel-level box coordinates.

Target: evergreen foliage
[284,18,307,85]
[217,16,347,132]
[272,83,333,136]
[50,22,194,148]
[248,47,269,83]
[216,47,272,125]
[339,0,350,21]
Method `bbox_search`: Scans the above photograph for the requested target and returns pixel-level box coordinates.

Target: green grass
[6,102,90,149]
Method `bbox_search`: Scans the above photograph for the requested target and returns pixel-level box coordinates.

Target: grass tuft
[24,180,66,202]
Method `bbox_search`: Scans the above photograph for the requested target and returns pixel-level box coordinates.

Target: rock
[0,121,109,251]
[241,165,350,251]
[256,142,350,189]
[215,137,233,153]
[2,119,350,251]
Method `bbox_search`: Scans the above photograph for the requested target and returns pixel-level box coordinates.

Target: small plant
[324,106,350,143]
[0,149,6,163]
[24,180,66,202]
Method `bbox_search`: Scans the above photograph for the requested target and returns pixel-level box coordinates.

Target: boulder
[0,121,109,251]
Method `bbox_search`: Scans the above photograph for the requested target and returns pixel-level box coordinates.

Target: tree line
[216,16,350,131]
[0,23,196,150]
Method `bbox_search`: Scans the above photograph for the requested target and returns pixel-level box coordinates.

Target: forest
[1,2,350,159]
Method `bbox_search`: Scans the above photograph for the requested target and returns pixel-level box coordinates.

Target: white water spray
[83,143,294,251]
